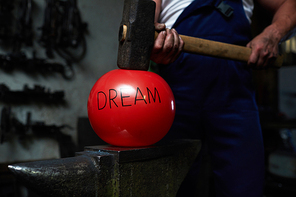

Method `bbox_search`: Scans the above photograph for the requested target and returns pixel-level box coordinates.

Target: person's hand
[246,26,280,68]
[150,23,184,64]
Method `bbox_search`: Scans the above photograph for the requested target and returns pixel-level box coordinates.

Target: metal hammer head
[117,0,155,71]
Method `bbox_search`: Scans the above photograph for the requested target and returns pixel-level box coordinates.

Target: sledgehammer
[117,0,283,71]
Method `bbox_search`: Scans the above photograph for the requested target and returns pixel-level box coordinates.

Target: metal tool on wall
[0,106,76,158]
[39,0,88,62]
[0,0,87,79]
[0,51,74,79]
[0,84,65,104]
[0,0,15,44]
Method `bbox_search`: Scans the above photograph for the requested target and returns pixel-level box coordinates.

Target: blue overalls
[159,0,265,196]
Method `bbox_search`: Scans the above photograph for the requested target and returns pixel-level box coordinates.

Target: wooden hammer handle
[155,32,283,68]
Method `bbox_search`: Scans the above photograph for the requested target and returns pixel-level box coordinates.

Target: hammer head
[117,0,155,71]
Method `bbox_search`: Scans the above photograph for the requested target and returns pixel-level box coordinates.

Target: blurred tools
[0,106,76,158]
[0,83,65,104]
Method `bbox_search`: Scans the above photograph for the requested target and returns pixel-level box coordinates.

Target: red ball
[87,69,175,147]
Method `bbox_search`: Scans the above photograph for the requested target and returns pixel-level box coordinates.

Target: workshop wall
[279,66,296,146]
[279,68,296,118]
[0,0,123,163]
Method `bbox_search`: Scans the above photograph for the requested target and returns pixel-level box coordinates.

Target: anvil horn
[8,140,201,197]
[8,153,113,196]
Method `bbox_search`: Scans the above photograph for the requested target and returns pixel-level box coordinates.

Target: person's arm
[150,0,184,64]
[154,0,162,23]
[247,0,296,67]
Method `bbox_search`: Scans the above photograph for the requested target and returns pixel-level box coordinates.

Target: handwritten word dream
[97,87,161,110]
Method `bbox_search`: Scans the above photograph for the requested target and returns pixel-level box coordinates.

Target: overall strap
[172,0,252,46]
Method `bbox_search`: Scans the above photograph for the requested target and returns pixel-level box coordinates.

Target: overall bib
[159,0,265,196]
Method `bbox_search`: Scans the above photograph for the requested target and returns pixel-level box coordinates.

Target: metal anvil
[9,139,201,197]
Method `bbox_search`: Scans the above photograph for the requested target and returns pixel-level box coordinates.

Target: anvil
[8,139,201,197]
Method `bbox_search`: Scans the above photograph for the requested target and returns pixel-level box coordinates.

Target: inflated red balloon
[87,69,175,147]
